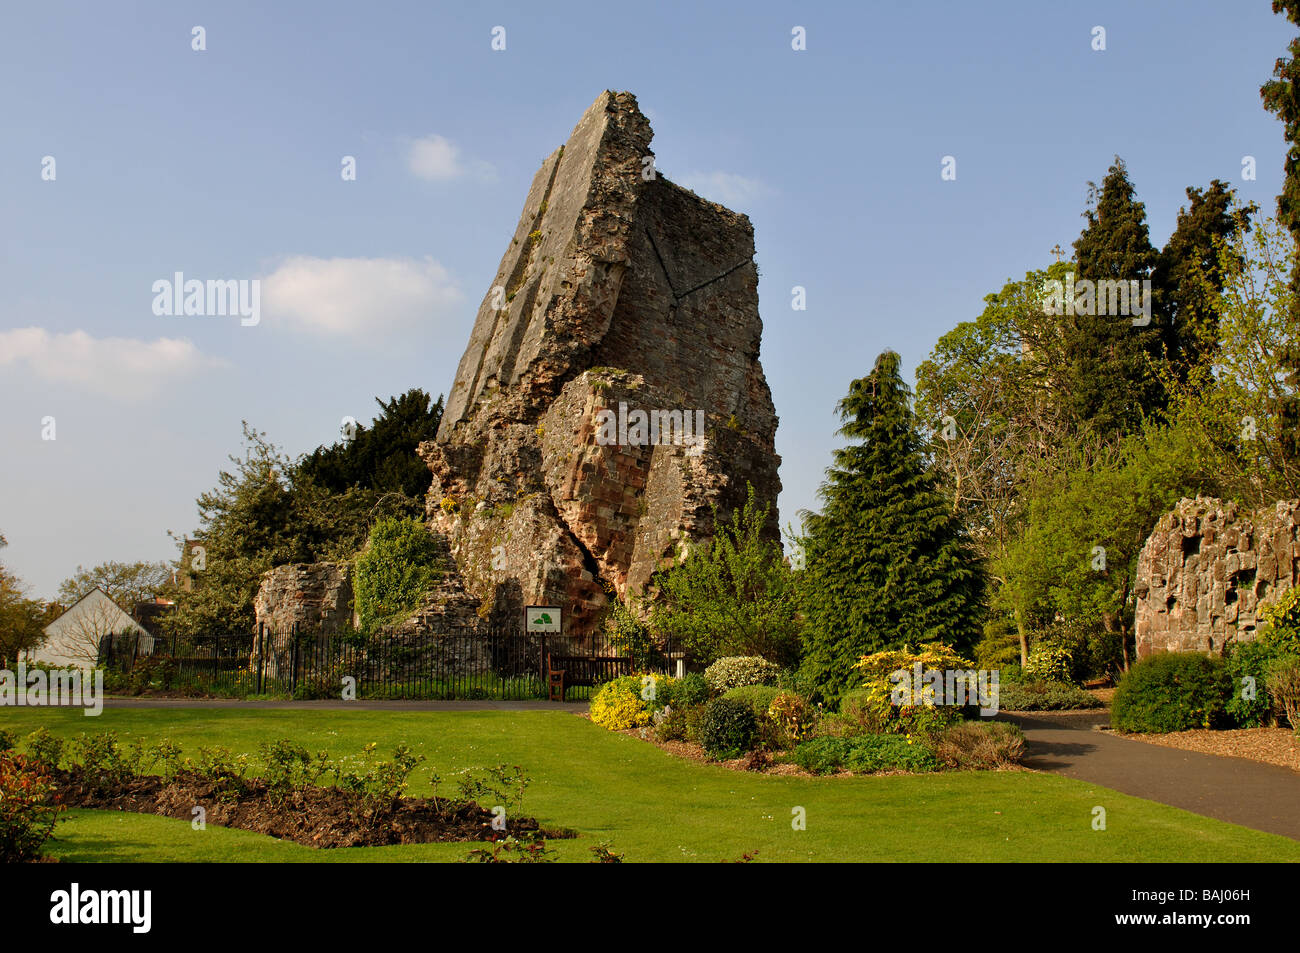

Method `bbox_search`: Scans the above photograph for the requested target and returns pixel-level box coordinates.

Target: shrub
[1023,642,1074,684]
[724,685,784,748]
[589,674,675,731]
[333,743,425,812]
[699,697,758,759]
[0,752,63,862]
[974,616,1021,670]
[70,732,138,794]
[126,654,179,694]
[353,517,442,633]
[996,680,1101,711]
[455,763,529,814]
[1110,652,1232,733]
[0,729,14,752]
[722,685,783,723]
[933,721,1025,769]
[1266,656,1300,729]
[851,643,978,737]
[791,735,939,775]
[654,705,692,742]
[768,691,817,745]
[24,728,64,770]
[704,656,781,694]
[1258,585,1300,655]
[675,672,711,707]
[188,745,251,801]
[259,739,329,803]
[1225,639,1280,727]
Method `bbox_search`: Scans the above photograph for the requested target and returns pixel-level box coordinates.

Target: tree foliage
[57,561,173,611]
[650,484,802,668]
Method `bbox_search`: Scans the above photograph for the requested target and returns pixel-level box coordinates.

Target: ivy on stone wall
[353,517,442,634]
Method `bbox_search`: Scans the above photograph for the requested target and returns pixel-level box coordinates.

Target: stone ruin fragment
[254,91,782,641]
[417,90,782,637]
[1134,497,1300,657]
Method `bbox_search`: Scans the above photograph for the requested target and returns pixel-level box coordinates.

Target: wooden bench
[546,654,633,701]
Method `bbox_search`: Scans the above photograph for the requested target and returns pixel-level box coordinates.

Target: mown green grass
[7,707,1297,863]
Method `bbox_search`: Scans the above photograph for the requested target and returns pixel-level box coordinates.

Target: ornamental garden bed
[586,654,1028,777]
[51,766,563,848]
[4,729,569,861]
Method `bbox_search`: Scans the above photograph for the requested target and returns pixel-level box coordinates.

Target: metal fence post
[290,622,299,695]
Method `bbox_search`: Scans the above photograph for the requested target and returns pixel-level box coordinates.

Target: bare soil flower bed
[52,767,570,848]
[1115,726,1300,773]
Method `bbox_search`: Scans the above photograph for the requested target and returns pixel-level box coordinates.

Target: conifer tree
[798,351,985,704]
[1152,181,1251,379]
[1261,0,1300,460]
[1065,157,1164,436]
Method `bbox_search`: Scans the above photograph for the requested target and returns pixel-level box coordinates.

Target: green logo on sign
[535,613,552,625]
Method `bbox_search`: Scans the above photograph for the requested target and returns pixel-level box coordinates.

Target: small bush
[654,705,692,742]
[997,680,1101,711]
[24,728,64,770]
[723,685,782,723]
[0,752,63,862]
[724,685,784,749]
[1225,639,1280,727]
[699,697,758,759]
[1111,652,1232,733]
[589,674,675,731]
[675,672,711,707]
[934,721,1025,769]
[704,656,781,694]
[1266,656,1300,729]
[259,739,329,803]
[0,729,14,752]
[71,732,138,794]
[1023,642,1074,684]
[850,643,977,737]
[768,691,817,745]
[791,735,939,775]
[188,745,251,801]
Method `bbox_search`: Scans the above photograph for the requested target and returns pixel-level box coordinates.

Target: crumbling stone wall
[1134,497,1300,657]
[421,90,782,636]
[252,562,355,676]
[254,562,355,635]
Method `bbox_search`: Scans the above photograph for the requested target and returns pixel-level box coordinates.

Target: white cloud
[406,134,494,182]
[260,255,464,338]
[0,327,217,401]
[676,170,771,209]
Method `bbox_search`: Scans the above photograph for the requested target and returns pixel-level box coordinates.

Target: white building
[29,588,154,669]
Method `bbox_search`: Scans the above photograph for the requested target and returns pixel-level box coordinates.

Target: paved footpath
[1003,710,1300,841]
[101,697,590,713]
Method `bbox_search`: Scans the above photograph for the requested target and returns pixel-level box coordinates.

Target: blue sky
[0,0,1291,599]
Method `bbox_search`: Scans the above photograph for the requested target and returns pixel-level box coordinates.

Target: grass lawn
[7,707,1298,863]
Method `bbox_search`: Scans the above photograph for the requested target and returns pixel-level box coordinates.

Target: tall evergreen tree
[1066,157,1164,436]
[1261,0,1300,460]
[298,388,444,497]
[798,351,985,704]
[1152,181,1251,379]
